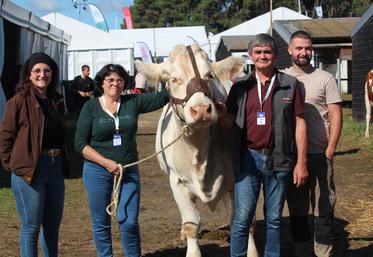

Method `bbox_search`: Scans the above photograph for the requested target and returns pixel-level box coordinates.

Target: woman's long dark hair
[16,52,60,99]
[94,64,129,96]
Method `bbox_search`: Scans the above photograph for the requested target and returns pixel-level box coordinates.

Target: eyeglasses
[104,78,125,85]
[31,68,52,75]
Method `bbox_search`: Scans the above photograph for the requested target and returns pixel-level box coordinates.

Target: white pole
[269,0,273,36]
[298,0,301,13]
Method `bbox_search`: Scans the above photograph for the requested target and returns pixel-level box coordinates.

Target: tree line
[125,0,372,33]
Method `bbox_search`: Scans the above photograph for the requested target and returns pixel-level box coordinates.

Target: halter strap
[187,45,201,79]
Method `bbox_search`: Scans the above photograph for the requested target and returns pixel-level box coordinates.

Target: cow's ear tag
[113,131,122,146]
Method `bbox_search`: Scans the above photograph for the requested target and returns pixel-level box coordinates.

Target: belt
[41,148,61,157]
[247,147,269,154]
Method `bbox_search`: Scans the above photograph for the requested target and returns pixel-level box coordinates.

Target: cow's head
[136,44,244,127]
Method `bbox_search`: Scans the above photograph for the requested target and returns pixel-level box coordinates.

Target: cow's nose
[190,104,212,121]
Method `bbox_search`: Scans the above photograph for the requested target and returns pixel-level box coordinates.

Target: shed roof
[220,35,254,51]
[273,18,359,44]
[352,4,373,37]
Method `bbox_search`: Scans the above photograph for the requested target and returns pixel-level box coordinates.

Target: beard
[293,56,311,67]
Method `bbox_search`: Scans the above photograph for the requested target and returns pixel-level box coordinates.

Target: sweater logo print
[99,115,132,124]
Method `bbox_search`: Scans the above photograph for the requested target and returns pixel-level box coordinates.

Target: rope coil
[106,125,189,217]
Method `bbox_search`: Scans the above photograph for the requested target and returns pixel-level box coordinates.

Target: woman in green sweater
[74,64,169,257]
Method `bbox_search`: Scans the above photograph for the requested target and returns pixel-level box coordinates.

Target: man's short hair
[290,30,312,43]
[81,65,90,71]
[248,33,277,55]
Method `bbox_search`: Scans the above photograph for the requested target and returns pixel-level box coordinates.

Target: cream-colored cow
[136,44,258,257]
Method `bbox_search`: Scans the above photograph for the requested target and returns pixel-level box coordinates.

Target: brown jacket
[0,86,67,183]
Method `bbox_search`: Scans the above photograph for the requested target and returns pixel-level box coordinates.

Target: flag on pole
[88,4,109,32]
[315,6,323,18]
[136,42,153,64]
[122,7,133,29]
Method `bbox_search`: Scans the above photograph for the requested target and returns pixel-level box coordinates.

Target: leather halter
[170,46,213,105]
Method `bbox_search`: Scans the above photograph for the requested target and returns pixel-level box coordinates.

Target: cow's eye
[206,72,215,80]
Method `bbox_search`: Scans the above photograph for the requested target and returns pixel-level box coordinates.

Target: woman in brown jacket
[0,52,68,257]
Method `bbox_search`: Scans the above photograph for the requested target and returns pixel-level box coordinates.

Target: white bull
[136,44,258,257]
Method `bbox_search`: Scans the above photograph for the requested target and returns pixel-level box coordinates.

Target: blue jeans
[230,149,290,257]
[83,161,141,257]
[11,155,65,257]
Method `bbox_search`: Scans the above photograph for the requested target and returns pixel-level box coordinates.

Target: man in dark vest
[71,65,95,113]
[218,33,308,257]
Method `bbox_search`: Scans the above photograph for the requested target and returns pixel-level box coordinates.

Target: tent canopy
[111,26,208,58]
[199,6,310,60]
[42,12,133,51]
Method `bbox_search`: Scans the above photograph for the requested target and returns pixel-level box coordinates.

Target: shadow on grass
[335,148,361,156]
[144,244,229,257]
[143,216,372,257]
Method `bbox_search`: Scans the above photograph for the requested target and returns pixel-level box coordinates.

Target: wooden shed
[273,18,358,94]
[351,4,373,121]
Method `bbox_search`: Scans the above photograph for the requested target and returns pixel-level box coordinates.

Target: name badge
[257,112,266,126]
[113,131,122,146]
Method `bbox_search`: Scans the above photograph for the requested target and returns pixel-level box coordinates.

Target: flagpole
[269,0,273,36]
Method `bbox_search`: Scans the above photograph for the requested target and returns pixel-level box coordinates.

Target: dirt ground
[0,108,372,257]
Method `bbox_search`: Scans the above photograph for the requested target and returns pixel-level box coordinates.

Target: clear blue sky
[11,0,134,30]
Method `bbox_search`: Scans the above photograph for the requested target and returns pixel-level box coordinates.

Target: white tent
[0,0,70,120]
[111,26,208,60]
[200,7,311,61]
[42,12,134,78]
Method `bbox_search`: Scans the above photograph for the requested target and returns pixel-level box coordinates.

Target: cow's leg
[229,192,258,257]
[365,86,371,139]
[247,215,258,257]
[169,172,201,257]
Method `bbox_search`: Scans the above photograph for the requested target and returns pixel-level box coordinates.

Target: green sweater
[74,90,169,165]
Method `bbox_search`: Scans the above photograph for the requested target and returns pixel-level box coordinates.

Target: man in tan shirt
[284,30,343,257]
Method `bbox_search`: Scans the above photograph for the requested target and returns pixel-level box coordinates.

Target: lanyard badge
[102,96,122,147]
[113,130,122,146]
[255,72,276,126]
[256,111,266,125]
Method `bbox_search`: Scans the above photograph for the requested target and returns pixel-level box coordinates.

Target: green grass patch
[342,93,352,101]
[0,188,14,210]
[341,108,372,148]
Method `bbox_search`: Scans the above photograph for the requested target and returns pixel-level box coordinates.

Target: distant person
[0,52,69,257]
[74,64,169,257]
[71,65,95,112]
[284,30,343,257]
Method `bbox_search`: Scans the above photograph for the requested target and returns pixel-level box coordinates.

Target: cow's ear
[135,60,170,85]
[211,57,245,81]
